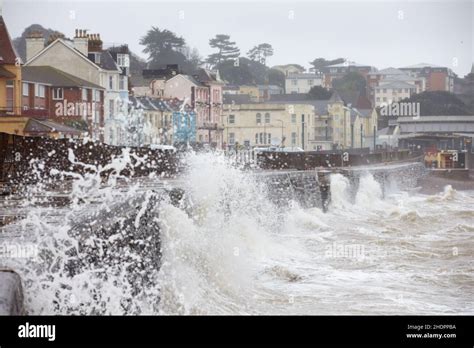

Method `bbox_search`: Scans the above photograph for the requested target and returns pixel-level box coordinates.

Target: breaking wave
[0,152,472,315]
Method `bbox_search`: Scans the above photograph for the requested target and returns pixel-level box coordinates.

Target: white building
[374,80,417,107]
[367,67,424,106]
[285,73,323,94]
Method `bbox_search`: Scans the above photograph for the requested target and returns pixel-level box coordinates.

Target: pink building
[162,69,224,147]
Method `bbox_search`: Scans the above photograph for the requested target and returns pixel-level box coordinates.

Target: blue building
[172,110,196,144]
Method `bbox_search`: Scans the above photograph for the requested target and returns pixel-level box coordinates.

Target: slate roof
[223,94,252,104]
[24,118,83,135]
[22,66,104,89]
[98,50,119,71]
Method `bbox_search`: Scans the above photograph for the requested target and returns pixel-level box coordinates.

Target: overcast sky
[3,0,473,76]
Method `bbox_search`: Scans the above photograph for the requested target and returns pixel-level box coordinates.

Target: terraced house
[21,66,104,135]
[24,29,128,143]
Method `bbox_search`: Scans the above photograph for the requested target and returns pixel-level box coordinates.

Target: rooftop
[22,66,104,89]
[400,63,443,69]
[325,60,372,68]
[376,80,417,89]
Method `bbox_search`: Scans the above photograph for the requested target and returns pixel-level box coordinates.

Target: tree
[307,86,332,100]
[267,68,285,88]
[309,57,345,73]
[183,46,203,71]
[332,72,367,97]
[247,43,274,66]
[13,24,67,63]
[140,27,196,72]
[207,34,240,67]
[396,91,471,116]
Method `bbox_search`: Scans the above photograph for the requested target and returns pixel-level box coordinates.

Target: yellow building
[0,16,22,117]
[222,92,378,151]
[222,101,321,150]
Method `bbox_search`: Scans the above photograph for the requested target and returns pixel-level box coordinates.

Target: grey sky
[3,0,473,76]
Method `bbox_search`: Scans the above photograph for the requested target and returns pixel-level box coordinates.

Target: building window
[38,84,45,98]
[265,113,270,124]
[229,132,235,145]
[89,52,100,64]
[229,114,235,124]
[267,133,271,144]
[291,114,296,123]
[256,113,261,124]
[109,99,114,117]
[116,54,129,67]
[404,88,409,93]
[291,132,297,145]
[22,83,29,97]
[82,88,88,101]
[6,80,14,111]
[291,79,297,86]
[383,88,387,93]
[52,88,63,100]
[308,79,314,86]
[255,133,258,144]
[93,90,100,102]
[119,76,125,90]
[398,89,402,93]
[376,97,380,102]
[259,133,263,144]
[109,76,114,90]
[383,97,387,102]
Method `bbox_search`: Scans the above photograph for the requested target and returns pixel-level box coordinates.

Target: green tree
[247,43,274,66]
[307,86,332,100]
[207,34,240,67]
[332,72,367,96]
[140,27,196,72]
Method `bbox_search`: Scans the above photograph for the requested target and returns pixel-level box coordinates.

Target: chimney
[25,31,45,62]
[87,33,103,53]
[73,29,89,56]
